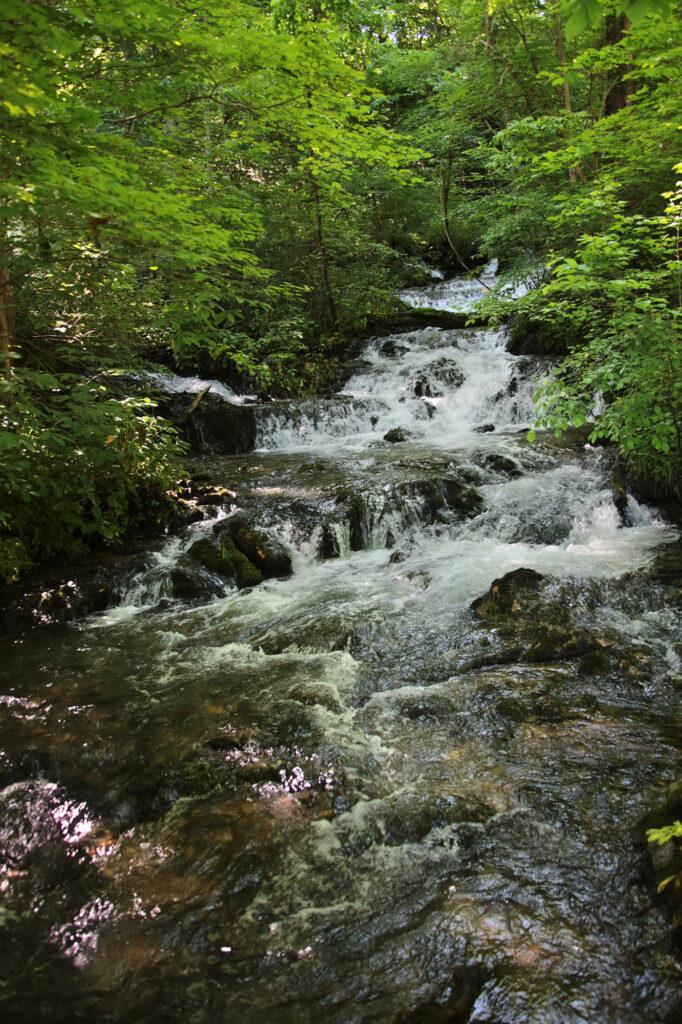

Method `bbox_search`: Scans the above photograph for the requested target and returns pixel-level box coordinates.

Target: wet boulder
[384,427,411,443]
[468,572,616,668]
[0,781,94,908]
[611,465,629,523]
[183,537,232,575]
[393,476,483,521]
[473,423,495,433]
[380,339,410,358]
[361,790,494,849]
[482,453,523,478]
[319,521,343,559]
[182,535,263,589]
[389,548,409,564]
[428,357,465,389]
[215,515,293,579]
[156,390,258,455]
[648,538,682,585]
[167,565,228,601]
[287,682,343,713]
[441,476,484,515]
[413,377,437,398]
[471,568,546,620]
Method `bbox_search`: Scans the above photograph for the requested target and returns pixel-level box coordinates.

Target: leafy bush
[524,184,682,490]
[0,372,185,581]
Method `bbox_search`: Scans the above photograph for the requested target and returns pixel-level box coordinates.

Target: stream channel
[1,268,681,1023]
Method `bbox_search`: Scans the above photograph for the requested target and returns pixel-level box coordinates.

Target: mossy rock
[184,538,232,575]
[218,537,263,588]
[216,516,292,579]
[183,535,262,588]
[483,453,523,478]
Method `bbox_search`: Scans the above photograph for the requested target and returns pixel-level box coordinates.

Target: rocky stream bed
[1,269,681,1023]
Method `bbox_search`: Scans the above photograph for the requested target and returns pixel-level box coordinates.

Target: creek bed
[1,272,681,1023]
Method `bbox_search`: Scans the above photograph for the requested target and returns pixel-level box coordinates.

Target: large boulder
[156,391,259,455]
[167,565,228,601]
[468,570,614,668]
[319,522,344,559]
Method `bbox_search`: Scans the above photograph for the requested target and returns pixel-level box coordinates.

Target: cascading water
[1,268,680,1024]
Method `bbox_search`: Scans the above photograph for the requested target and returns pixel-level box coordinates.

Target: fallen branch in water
[177,386,211,426]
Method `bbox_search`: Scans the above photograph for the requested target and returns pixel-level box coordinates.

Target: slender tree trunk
[602,14,632,116]
[439,157,488,288]
[484,0,494,52]
[483,1,534,118]
[310,175,337,330]
[553,14,573,115]
[0,226,15,383]
[552,5,579,183]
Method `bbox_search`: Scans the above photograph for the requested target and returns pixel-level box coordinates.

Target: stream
[1,270,681,1023]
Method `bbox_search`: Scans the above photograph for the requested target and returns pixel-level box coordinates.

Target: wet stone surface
[1,270,681,1023]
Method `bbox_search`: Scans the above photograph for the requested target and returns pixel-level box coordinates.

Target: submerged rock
[287,682,343,713]
[326,474,484,556]
[380,339,410,358]
[319,521,344,559]
[0,781,95,908]
[430,357,465,387]
[482,452,523,478]
[167,565,226,601]
[611,465,629,523]
[467,571,627,671]
[413,378,437,398]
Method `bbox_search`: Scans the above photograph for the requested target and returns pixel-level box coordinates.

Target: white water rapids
[122,269,675,617]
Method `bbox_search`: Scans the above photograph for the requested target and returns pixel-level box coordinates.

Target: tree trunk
[0,227,15,383]
[602,14,632,116]
[310,176,337,331]
[552,4,578,183]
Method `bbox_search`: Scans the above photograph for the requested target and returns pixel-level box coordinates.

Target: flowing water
[1,272,681,1023]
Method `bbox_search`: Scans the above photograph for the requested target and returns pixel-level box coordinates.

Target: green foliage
[563,0,673,39]
[0,372,185,581]
[647,819,682,894]
[647,820,682,845]
[0,0,422,579]
[1,0,418,380]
